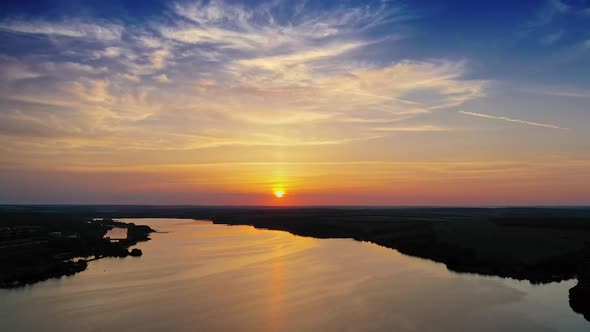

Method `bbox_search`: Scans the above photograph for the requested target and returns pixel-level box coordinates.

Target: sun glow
[274,190,285,198]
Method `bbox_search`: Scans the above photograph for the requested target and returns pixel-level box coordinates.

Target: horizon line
[1,204,589,209]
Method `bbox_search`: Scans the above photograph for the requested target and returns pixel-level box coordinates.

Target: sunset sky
[0,0,589,205]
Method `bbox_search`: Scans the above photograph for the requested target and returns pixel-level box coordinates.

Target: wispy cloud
[0,20,123,41]
[0,0,485,163]
[372,125,454,132]
[541,30,564,45]
[458,111,568,130]
[522,0,590,49]
[521,86,590,99]
[531,0,570,27]
[330,90,418,105]
[549,0,570,13]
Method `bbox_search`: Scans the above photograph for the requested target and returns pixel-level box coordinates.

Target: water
[104,227,127,239]
[0,218,588,331]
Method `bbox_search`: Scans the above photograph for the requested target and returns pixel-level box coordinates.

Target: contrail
[458,110,568,130]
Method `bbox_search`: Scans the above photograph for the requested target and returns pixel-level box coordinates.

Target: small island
[0,215,154,288]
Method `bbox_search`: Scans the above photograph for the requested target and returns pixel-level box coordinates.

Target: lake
[0,218,588,331]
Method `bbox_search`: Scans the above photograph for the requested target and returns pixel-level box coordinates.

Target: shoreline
[0,217,154,289]
[2,206,590,320]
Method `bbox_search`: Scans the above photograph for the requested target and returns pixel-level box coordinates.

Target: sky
[0,0,589,205]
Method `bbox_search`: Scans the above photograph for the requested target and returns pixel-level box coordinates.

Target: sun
[274,190,285,198]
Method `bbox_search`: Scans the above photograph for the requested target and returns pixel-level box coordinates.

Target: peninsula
[0,213,154,288]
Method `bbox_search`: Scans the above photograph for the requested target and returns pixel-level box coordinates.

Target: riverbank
[0,215,154,288]
[1,205,590,320]
[209,207,590,320]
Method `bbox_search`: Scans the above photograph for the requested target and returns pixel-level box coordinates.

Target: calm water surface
[1,218,588,331]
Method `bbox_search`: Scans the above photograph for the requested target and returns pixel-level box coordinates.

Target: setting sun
[3,0,590,330]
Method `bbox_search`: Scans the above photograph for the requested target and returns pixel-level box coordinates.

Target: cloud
[458,111,568,130]
[548,0,570,13]
[0,55,39,81]
[0,0,486,162]
[165,0,403,52]
[236,42,363,70]
[541,30,563,45]
[151,49,169,70]
[533,0,570,26]
[99,47,124,58]
[330,90,417,105]
[372,125,454,132]
[155,74,170,83]
[521,86,590,99]
[118,73,141,83]
[66,79,111,103]
[522,0,589,49]
[0,20,123,41]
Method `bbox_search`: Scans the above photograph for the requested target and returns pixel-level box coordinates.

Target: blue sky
[0,0,589,205]
[2,0,589,83]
